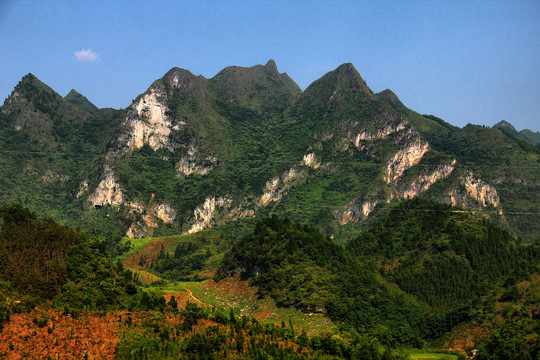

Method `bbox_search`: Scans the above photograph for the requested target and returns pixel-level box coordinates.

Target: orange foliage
[0,308,152,360]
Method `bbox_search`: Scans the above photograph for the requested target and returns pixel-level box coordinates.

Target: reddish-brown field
[122,236,178,271]
[0,308,134,360]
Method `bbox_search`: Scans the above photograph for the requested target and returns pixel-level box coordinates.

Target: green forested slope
[0,63,538,242]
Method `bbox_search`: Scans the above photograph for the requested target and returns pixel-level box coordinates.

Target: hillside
[0,62,538,243]
[0,201,537,358]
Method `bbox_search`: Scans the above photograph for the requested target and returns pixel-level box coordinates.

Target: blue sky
[1,0,539,131]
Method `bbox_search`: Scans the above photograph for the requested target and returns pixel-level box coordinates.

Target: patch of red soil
[163,292,190,309]
[123,237,178,270]
[202,277,287,322]
[0,308,121,360]
[205,277,258,300]
[0,307,193,360]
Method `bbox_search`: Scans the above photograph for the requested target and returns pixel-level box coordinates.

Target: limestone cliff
[384,140,430,183]
[461,172,501,209]
[398,160,456,198]
[444,171,502,214]
[125,201,177,238]
[187,197,232,234]
[89,67,212,206]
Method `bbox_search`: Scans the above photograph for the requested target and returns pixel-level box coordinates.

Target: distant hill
[494,120,540,145]
[64,89,98,112]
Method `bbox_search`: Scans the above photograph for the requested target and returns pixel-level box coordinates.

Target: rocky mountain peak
[308,63,373,99]
[493,120,517,133]
[162,67,205,90]
[340,63,372,95]
[210,61,301,105]
[264,59,279,75]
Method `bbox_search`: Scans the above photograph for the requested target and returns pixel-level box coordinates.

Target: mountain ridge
[1,61,538,241]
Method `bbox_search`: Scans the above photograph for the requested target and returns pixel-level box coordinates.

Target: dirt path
[184,287,205,307]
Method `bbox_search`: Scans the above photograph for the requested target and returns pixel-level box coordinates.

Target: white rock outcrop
[154,203,176,223]
[260,177,281,206]
[303,153,320,168]
[187,197,232,234]
[354,122,407,146]
[336,200,378,225]
[176,145,215,177]
[462,172,500,208]
[88,170,124,206]
[384,140,430,183]
[129,89,173,151]
[399,160,456,199]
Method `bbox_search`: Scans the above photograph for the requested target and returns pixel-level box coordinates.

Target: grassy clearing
[190,278,335,336]
[130,268,163,286]
[145,281,202,294]
[116,236,172,261]
[402,349,458,360]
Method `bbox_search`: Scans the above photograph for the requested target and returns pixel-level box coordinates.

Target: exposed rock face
[154,203,176,223]
[445,172,501,214]
[76,181,89,198]
[88,169,124,206]
[259,168,303,208]
[187,197,232,234]
[384,140,430,183]
[303,153,320,168]
[125,201,177,238]
[462,172,500,209]
[283,168,298,183]
[354,122,407,144]
[89,68,207,206]
[336,199,378,225]
[129,88,173,151]
[398,160,456,198]
[176,145,216,177]
[260,177,281,206]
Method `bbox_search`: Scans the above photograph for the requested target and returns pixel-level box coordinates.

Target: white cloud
[74,48,99,62]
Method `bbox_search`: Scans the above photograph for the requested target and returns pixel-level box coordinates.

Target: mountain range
[0,60,538,241]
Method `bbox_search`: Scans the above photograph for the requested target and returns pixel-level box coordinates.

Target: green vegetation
[0,202,538,358]
[217,215,427,346]
[0,204,168,313]
[403,349,460,360]
[115,301,406,360]
[1,63,539,243]
[148,231,232,281]
[0,62,539,358]
[348,198,538,311]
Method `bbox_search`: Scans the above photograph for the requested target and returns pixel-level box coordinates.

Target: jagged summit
[336,63,373,95]
[162,67,203,83]
[494,120,517,133]
[1,61,538,243]
[209,60,301,105]
[264,59,279,75]
[377,89,402,105]
[11,73,59,99]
